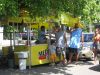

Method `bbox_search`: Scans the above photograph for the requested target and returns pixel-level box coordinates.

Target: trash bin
[18,51,28,70]
[8,59,14,68]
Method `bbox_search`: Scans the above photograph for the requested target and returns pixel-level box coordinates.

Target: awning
[8,17,34,23]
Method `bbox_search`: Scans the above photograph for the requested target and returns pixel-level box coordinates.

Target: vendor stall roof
[8,17,34,23]
[31,22,54,29]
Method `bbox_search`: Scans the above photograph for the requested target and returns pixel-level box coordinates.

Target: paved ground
[0,60,100,75]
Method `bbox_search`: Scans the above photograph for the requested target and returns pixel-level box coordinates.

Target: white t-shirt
[55,31,66,48]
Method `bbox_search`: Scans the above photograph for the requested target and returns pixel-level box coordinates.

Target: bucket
[19,59,26,70]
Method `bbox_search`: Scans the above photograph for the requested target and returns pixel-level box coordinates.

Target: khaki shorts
[50,53,56,60]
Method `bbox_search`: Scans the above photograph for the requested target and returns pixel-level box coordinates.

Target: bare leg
[94,50,96,61]
[58,48,62,63]
[92,47,96,63]
[93,48,97,64]
[62,50,67,64]
[75,53,79,62]
[68,53,73,64]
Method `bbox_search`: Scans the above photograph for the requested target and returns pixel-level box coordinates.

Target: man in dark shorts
[68,48,80,54]
[68,23,84,64]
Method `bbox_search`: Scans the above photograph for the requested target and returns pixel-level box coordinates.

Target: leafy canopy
[0,0,99,24]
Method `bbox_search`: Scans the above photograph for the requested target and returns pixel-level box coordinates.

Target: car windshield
[83,34,94,42]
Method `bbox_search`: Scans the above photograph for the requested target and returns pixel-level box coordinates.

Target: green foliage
[0,0,19,19]
[3,25,16,39]
[82,0,100,24]
[0,0,99,25]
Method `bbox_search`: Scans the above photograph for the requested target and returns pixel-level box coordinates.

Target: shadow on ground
[89,65,100,72]
[0,60,95,75]
[0,64,73,75]
[68,60,94,66]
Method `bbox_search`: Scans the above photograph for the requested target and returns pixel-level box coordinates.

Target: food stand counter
[14,44,49,66]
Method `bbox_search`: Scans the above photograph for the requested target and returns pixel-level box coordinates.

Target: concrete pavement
[0,60,100,75]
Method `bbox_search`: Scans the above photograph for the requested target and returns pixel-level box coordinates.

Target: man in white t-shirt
[54,24,67,65]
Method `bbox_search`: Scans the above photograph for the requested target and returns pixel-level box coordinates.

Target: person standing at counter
[68,23,84,64]
[38,26,47,43]
[55,24,67,65]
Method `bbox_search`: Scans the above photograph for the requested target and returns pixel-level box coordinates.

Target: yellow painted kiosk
[2,16,55,69]
[2,12,84,69]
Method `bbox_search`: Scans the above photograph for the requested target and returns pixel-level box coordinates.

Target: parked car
[79,33,94,60]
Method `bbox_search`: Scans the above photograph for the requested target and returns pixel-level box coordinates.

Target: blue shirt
[69,28,82,48]
[39,31,46,43]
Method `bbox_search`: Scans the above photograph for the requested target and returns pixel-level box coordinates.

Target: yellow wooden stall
[3,16,51,67]
[13,44,49,66]
[2,43,60,66]
[2,15,63,67]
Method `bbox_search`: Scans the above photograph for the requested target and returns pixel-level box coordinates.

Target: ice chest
[18,52,28,58]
